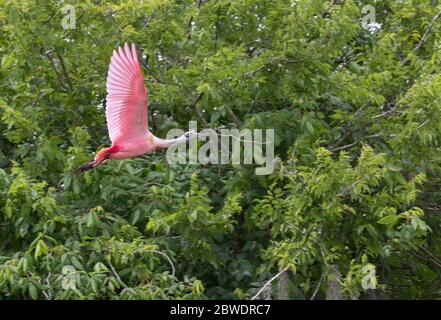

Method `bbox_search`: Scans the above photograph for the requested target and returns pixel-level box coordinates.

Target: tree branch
[146,249,176,277]
[140,50,165,84]
[310,272,324,300]
[187,0,203,39]
[56,52,73,92]
[105,9,124,33]
[414,9,441,53]
[251,266,289,300]
[186,93,209,127]
[108,260,129,289]
[402,7,441,65]
[329,133,383,153]
[44,50,68,92]
[225,105,241,128]
[42,272,53,300]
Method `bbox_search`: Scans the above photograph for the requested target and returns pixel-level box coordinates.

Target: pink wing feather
[105,43,148,144]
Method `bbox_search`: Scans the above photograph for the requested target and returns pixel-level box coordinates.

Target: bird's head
[76,147,112,173]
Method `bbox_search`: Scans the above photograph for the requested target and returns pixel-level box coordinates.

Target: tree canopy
[1,0,441,299]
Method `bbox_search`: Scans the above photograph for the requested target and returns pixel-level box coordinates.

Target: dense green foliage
[1,0,441,299]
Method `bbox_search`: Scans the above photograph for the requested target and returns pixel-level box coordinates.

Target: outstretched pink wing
[105,43,148,143]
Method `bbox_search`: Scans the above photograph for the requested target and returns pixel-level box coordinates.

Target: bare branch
[251,266,289,300]
[42,10,57,25]
[310,272,324,300]
[372,97,408,120]
[329,140,360,153]
[329,133,383,153]
[145,249,176,277]
[107,260,129,289]
[414,9,441,53]
[417,119,430,130]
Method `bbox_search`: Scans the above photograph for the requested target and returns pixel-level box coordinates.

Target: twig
[414,9,441,53]
[310,272,324,300]
[337,179,361,197]
[42,272,53,300]
[143,14,154,28]
[319,244,330,268]
[44,50,67,91]
[410,250,441,270]
[372,97,408,120]
[213,8,220,51]
[407,242,441,272]
[135,181,173,190]
[107,260,129,289]
[140,54,165,84]
[56,52,73,92]
[417,119,430,130]
[372,109,400,120]
[225,105,241,128]
[418,245,441,268]
[187,0,203,39]
[139,48,165,83]
[105,9,124,33]
[146,250,176,277]
[402,7,441,64]
[329,131,352,151]
[251,266,289,300]
[186,93,209,127]
[329,133,383,152]
[327,105,367,151]
[42,10,57,25]
[329,140,359,153]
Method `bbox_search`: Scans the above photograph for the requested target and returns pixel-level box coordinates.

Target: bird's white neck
[151,133,188,150]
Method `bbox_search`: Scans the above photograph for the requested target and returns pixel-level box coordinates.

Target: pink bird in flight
[77,43,195,173]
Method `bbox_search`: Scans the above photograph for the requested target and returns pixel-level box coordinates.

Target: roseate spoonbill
[77,43,196,173]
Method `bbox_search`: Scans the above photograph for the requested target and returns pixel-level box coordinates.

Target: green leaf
[378,215,399,226]
[28,284,38,300]
[34,240,49,258]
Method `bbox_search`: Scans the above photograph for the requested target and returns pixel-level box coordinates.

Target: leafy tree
[1,0,441,299]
